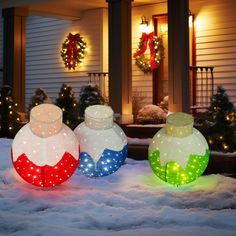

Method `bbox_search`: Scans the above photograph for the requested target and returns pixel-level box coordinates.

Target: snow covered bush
[136,104,167,124]
[159,96,168,113]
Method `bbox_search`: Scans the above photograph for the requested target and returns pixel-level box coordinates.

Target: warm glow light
[140,16,149,33]
[189,15,193,27]
[223,143,228,150]
[146,24,153,34]
[140,24,148,33]
[160,23,168,34]
[195,7,214,32]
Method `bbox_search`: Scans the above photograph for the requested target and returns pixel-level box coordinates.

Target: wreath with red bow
[134,32,164,73]
[61,33,87,70]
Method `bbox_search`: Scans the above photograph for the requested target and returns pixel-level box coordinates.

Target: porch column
[2,7,28,112]
[168,0,189,112]
[106,0,133,124]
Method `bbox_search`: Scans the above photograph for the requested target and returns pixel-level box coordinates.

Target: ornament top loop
[166,112,193,137]
[30,104,63,138]
[85,105,113,130]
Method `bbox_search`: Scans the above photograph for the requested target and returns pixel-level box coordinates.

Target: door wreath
[134,32,164,73]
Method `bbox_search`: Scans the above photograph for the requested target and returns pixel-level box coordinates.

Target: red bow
[134,32,158,71]
[68,33,80,42]
[66,33,80,70]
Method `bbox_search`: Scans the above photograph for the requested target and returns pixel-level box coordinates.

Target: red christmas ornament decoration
[134,32,164,73]
[61,33,86,70]
[11,104,80,188]
[12,152,78,187]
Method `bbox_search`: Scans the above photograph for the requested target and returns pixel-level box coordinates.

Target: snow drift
[0,138,236,236]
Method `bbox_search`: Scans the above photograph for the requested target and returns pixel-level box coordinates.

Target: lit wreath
[61,33,87,70]
[134,32,164,73]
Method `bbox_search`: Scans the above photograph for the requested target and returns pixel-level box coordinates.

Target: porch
[1,0,235,117]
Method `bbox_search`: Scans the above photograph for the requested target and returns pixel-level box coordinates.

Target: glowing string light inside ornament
[74,105,128,177]
[11,104,79,188]
[148,112,210,186]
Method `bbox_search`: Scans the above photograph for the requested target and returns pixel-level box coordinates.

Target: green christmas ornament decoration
[148,112,209,186]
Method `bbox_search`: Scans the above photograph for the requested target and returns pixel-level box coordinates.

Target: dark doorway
[152,13,195,105]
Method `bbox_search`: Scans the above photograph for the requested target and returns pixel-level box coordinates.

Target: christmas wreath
[61,33,87,70]
[134,32,164,73]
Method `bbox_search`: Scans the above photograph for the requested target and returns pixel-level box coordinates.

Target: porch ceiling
[0,0,165,19]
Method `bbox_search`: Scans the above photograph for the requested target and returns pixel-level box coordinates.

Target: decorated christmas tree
[55,84,80,129]
[28,88,51,112]
[0,86,22,138]
[78,84,105,119]
[203,86,236,152]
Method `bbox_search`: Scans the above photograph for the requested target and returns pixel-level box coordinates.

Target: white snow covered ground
[0,138,236,236]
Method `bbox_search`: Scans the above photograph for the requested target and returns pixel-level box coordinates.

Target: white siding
[0,16,3,87]
[190,0,236,103]
[25,8,105,110]
[132,0,236,105]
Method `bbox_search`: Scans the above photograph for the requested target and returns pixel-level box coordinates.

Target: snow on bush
[136,104,167,124]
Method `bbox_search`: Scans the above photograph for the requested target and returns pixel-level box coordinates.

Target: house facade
[132,0,236,106]
[0,0,236,119]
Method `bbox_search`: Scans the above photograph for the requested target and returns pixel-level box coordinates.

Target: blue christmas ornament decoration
[74,105,128,177]
[79,145,128,177]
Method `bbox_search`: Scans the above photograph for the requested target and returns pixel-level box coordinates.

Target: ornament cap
[30,104,63,138]
[166,112,193,137]
[85,105,113,129]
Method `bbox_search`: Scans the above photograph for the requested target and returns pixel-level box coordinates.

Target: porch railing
[88,68,215,113]
[189,66,214,111]
[87,72,109,99]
